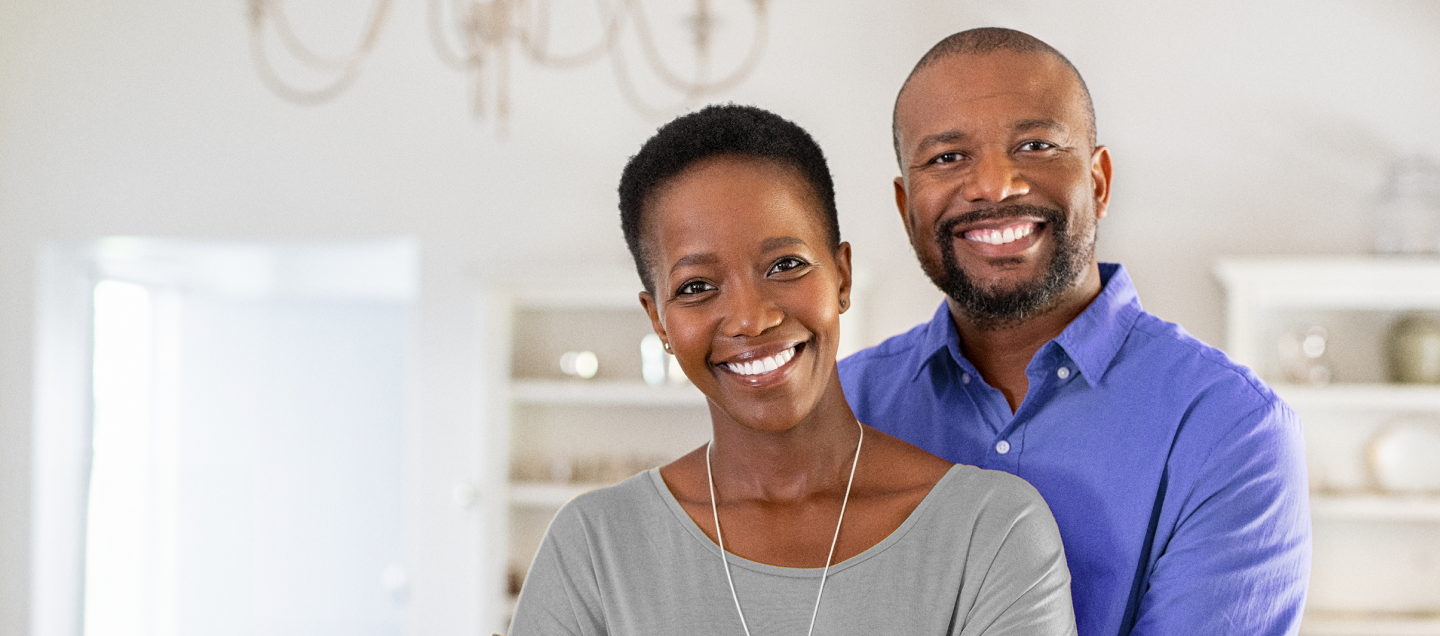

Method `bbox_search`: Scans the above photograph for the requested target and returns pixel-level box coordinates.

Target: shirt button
[961,373,971,384]
[995,440,1011,454]
[1057,366,1071,380]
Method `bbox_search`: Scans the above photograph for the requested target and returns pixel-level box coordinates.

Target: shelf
[510,379,708,406]
[1302,611,1440,636]
[1274,383,1440,410]
[1215,257,1440,310]
[1311,495,1440,521]
[509,482,611,508]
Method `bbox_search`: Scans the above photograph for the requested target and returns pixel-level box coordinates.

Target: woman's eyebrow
[669,252,718,274]
[761,236,806,251]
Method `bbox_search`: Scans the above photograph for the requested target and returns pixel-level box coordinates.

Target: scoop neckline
[645,463,965,579]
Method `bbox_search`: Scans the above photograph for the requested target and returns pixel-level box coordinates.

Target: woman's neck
[705,375,862,503]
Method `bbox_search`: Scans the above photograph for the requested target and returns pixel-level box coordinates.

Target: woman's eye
[769,257,808,275]
[676,280,714,296]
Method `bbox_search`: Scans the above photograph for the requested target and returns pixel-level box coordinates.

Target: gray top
[507,464,1076,636]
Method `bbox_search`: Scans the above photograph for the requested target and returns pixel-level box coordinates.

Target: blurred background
[2,0,1439,635]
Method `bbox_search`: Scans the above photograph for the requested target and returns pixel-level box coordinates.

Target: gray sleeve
[506,504,608,636]
[956,476,1077,636]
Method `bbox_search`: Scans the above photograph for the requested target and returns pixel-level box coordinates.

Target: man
[838,28,1310,636]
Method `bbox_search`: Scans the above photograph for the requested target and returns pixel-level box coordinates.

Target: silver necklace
[705,420,864,636]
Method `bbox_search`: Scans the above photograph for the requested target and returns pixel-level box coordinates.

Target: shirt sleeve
[957,477,1079,636]
[506,504,608,636]
[1129,399,1312,636]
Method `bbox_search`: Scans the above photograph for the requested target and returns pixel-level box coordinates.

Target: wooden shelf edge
[1302,611,1440,636]
[1273,384,1440,410]
[509,482,612,507]
[1311,495,1440,521]
[510,379,708,406]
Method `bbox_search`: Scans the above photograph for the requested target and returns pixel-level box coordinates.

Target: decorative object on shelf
[641,333,690,386]
[247,0,770,126]
[1374,155,1440,254]
[1276,325,1332,385]
[1368,414,1440,494]
[1386,313,1440,384]
[559,350,599,379]
[510,452,670,485]
[641,334,667,386]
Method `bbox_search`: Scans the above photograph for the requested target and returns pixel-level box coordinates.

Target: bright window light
[85,280,171,636]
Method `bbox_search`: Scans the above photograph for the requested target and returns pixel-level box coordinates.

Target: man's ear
[1091,145,1113,220]
[639,290,667,349]
[893,176,915,243]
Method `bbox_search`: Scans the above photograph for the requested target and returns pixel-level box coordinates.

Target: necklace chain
[705,420,865,636]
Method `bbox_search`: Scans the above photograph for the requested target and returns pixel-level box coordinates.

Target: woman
[507,105,1075,635]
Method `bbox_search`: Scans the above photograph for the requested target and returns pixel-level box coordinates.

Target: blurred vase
[1386,314,1440,384]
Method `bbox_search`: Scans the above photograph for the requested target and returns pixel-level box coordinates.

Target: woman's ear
[834,241,853,314]
[639,290,668,348]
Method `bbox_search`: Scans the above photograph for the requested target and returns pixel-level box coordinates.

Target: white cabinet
[482,272,712,620]
[1216,257,1440,636]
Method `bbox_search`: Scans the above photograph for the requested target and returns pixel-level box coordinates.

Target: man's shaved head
[893,28,1096,165]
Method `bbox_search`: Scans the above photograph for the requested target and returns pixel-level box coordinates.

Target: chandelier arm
[625,0,766,95]
[248,18,370,105]
[520,0,624,69]
[428,0,481,70]
[261,0,375,70]
[608,31,702,120]
[686,2,767,95]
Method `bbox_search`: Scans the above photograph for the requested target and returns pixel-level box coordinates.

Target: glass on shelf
[558,350,599,379]
[1277,325,1332,385]
[1374,155,1440,254]
[1386,313,1440,384]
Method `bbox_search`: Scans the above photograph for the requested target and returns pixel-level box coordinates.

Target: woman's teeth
[725,346,796,376]
[965,223,1035,245]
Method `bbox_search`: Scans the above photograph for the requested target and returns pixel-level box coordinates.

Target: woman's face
[639,156,852,433]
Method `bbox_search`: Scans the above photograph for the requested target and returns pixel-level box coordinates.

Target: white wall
[3,1,1439,633]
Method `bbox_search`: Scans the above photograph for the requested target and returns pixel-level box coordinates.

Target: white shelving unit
[484,272,713,620]
[1217,257,1440,635]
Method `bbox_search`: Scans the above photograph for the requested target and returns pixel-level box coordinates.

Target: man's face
[893,51,1111,328]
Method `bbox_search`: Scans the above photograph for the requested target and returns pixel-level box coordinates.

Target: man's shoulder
[839,320,932,375]
[1122,310,1281,410]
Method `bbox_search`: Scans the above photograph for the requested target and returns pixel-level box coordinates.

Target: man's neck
[949,262,1104,412]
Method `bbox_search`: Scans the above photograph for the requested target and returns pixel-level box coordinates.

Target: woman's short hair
[618,104,840,294]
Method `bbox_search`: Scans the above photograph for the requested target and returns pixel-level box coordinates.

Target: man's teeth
[725,346,796,376]
[966,224,1035,245]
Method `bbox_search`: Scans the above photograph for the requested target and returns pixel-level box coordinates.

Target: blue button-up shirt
[839,263,1311,636]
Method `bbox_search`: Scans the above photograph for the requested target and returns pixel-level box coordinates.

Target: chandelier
[246,0,770,127]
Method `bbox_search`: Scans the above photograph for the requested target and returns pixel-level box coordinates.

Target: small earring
[663,342,672,353]
[840,299,848,309]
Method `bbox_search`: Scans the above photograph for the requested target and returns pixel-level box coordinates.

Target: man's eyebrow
[760,236,806,252]
[669,252,718,274]
[1013,118,1065,133]
[915,130,967,153]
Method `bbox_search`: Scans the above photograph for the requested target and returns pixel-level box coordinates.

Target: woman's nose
[720,282,783,338]
[961,151,1029,203]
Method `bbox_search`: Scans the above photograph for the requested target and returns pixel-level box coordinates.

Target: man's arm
[1129,399,1311,636]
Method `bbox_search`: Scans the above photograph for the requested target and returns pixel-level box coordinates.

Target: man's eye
[676,280,714,296]
[1018,141,1056,152]
[769,257,808,275]
[932,152,964,164]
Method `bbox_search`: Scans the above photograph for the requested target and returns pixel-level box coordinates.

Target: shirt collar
[912,262,1143,387]
[1052,263,1143,387]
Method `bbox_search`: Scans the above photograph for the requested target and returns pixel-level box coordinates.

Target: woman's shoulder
[547,470,670,536]
[917,464,1056,532]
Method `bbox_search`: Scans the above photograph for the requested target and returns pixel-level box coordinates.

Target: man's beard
[925,203,1093,330]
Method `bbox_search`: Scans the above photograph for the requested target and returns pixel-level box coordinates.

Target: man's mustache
[935,204,1067,239]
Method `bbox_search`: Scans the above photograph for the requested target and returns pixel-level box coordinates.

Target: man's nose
[961,151,1029,202]
[721,281,784,338]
